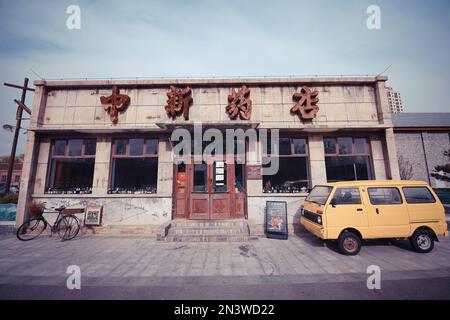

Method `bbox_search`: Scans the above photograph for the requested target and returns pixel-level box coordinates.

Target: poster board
[265,201,288,240]
[84,205,103,226]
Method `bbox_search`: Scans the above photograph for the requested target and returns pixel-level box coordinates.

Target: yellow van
[300,180,448,255]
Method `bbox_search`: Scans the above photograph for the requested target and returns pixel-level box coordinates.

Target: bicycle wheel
[56,215,80,241]
[16,218,47,241]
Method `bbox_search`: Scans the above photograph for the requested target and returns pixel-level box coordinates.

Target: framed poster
[84,205,103,226]
[265,201,288,240]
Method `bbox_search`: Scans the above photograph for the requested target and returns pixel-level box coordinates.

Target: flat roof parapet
[34,75,388,89]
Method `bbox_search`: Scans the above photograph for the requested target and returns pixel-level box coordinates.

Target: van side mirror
[330,198,337,208]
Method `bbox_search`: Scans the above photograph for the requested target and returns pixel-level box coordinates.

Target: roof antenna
[376,64,392,77]
[30,68,45,80]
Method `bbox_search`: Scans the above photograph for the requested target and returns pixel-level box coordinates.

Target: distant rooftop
[392,113,450,129]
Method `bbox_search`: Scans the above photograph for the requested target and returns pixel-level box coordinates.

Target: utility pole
[3,78,34,194]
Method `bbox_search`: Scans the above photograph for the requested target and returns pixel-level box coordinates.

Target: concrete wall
[395,131,450,188]
[35,83,386,131]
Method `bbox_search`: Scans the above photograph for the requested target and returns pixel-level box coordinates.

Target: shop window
[263,137,309,193]
[1,175,6,182]
[109,138,158,194]
[46,139,96,194]
[324,137,373,182]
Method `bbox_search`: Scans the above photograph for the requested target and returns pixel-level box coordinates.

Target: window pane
[111,158,157,192]
[213,161,227,192]
[279,138,291,155]
[403,187,435,204]
[129,139,144,156]
[334,188,362,204]
[84,140,96,156]
[146,139,158,155]
[324,138,336,154]
[53,140,66,156]
[293,139,306,154]
[114,139,127,155]
[193,162,207,192]
[368,187,402,205]
[68,139,83,156]
[338,137,352,154]
[263,157,308,193]
[325,156,372,182]
[47,158,94,192]
[235,162,245,193]
[355,138,367,154]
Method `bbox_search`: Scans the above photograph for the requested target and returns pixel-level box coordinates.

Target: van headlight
[317,216,322,224]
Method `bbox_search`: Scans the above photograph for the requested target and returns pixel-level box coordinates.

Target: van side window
[333,188,361,204]
[403,187,436,204]
[368,187,402,205]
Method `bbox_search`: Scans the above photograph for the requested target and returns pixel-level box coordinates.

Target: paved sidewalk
[0,233,449,299]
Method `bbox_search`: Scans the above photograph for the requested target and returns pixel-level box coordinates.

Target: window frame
[324,136,374,182]
[262,135,311,192]
[45,138,97,193]
[109,137,159,193]
[402,186,436,204]
[367,187,404,205]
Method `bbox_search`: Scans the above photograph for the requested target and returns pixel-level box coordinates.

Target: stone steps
[159,219,252,242]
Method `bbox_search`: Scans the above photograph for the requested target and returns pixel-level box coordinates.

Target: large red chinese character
[100,86,130,124]
[226,85,252,120]
[291,86,319,120]
[165,86,193,120]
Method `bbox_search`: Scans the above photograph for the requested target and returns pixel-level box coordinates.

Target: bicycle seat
[55,205,66,211]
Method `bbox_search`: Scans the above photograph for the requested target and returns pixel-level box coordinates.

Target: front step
[159,219,252,242]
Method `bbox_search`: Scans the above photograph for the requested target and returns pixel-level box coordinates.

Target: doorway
[173,157,246,220]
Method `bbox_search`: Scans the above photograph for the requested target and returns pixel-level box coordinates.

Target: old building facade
[16,76,400,234]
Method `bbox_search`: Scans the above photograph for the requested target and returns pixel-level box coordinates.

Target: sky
[0,0,449,156]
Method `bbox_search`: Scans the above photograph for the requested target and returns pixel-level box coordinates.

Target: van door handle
[356,208,363,212]
[376,208,379,214]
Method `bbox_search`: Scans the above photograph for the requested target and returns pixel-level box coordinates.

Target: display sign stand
[265,201,288,240]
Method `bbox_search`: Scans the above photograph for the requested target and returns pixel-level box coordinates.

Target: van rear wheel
[410,230,434,253]
[338,231,361,255]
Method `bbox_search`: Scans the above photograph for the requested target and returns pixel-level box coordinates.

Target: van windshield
[306,186,333,205]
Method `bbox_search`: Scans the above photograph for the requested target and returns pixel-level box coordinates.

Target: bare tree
[398,155,413,180]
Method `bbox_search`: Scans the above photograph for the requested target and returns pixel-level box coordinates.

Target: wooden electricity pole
[3,78,34,194]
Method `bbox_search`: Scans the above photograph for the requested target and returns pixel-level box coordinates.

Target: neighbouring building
[16,76,400,234]
[0,163,22,188]
[393,113,450,188]
[386,86,404,113]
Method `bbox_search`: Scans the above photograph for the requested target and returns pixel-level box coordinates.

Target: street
[0,232,449,299]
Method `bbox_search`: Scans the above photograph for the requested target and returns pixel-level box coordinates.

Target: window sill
[33,193,171,198]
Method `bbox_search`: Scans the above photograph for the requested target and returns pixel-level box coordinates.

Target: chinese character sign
[291,86,319,120]
[226,85,252,120]
[100,86,130,124]
[165,86,193,120]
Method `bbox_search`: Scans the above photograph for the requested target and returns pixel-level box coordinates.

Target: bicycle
[16,205,81,241]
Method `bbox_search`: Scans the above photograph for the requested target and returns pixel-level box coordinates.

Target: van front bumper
[301,217,325,239]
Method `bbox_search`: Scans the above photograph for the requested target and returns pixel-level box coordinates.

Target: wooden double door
[173,157,246,220]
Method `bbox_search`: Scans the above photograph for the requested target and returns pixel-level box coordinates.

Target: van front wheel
[410,230,434,253]
[338,231,361,255]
